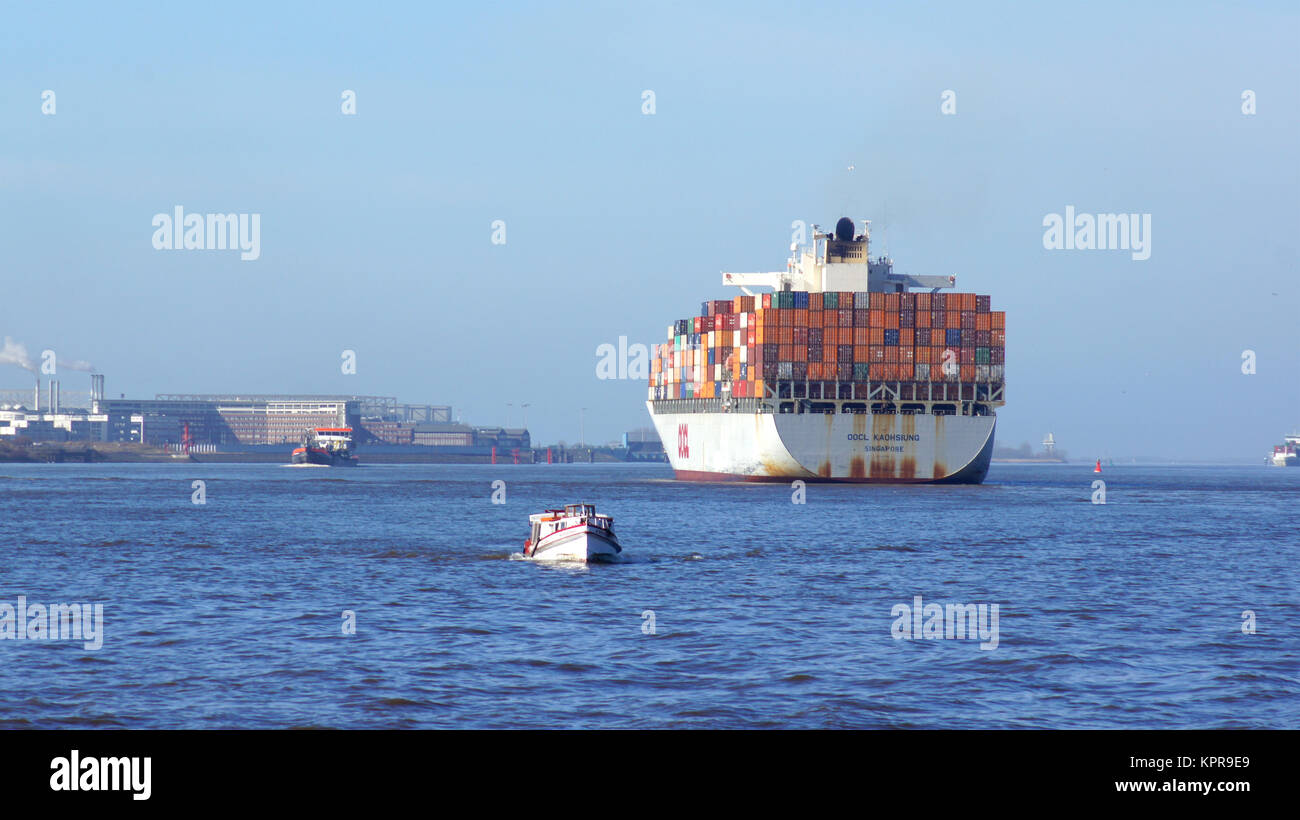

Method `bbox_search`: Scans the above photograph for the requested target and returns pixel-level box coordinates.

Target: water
[0,462,1296,729]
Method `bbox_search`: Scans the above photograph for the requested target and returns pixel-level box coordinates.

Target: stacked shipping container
[649,291,1005,400]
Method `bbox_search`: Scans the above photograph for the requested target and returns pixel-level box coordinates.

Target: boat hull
[291,447,358,467]
[647,402,995,483]
[528,526,623,562]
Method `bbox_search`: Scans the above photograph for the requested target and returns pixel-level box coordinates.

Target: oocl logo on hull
[677,424,689,459]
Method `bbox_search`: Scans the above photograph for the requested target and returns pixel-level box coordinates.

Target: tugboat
[291,428,359,466]
[524,503,623,562]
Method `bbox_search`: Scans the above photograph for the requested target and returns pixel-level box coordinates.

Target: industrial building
[1,375,528,454]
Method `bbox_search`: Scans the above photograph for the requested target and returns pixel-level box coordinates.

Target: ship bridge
[722,217,957,295]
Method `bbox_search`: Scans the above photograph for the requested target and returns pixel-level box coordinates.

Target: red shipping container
[840,293,854,309]
[898,363,914,379]
[870,363,886,380]
[838,309,853,327]
[960,364,975,381]
[900,293,916,310]
[900,347,915,362]
[809,293,823,311]
[762,293,772,309]
[961,311,975,329]
[869,346,885,362]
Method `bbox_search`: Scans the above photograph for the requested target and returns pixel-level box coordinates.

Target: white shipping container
[739,345,747,363]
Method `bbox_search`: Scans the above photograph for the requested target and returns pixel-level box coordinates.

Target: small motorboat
[524,503,622,562]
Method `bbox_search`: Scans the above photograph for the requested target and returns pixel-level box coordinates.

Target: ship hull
[647,402,995,483]
[528,526,623,562]
[291,447,358,467]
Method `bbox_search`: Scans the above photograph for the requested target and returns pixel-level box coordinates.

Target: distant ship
[645,216,1005,483]
[291,428,359,466]
[1269,433,1299,467]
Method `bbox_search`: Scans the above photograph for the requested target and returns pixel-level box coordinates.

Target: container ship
[646,217,1005,483]
[1269,433,1299,467]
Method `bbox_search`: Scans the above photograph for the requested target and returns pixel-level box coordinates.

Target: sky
[1,1,1296,460]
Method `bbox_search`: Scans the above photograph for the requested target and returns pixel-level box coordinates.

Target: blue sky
[1,1,1296,459]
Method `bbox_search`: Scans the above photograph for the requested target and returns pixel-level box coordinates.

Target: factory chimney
[90,374,105,412]
[33,377,40,413]
[51,380,60,414]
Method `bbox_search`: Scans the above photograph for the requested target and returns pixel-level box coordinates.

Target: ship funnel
[834,217,855,242]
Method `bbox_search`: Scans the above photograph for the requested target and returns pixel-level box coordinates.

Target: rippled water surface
[1,462,1296,728]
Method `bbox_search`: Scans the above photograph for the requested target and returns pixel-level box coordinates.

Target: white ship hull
[647,401,995,483]
[528,525,623,562]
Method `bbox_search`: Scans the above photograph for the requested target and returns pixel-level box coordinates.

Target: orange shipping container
[869,309,885,327]
[898,363,914,380]
[885,312,900,329]
[961,364,975,381]
[991,311,1005,330]
[885,293,901,311]
[885,347,899,363]
[869,346,885,362]
[822,310,837,328]
[869,327,885,345]
[931,329,946,346]
[809,293,823,311]
[900,328,914,346]
[900,347,915,363]
[854,327,869,345]
[916,292,932,311]
[976,313,991,331]
[991,329,1005,346]
[916,310,931,328]
[870,363,886,380]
